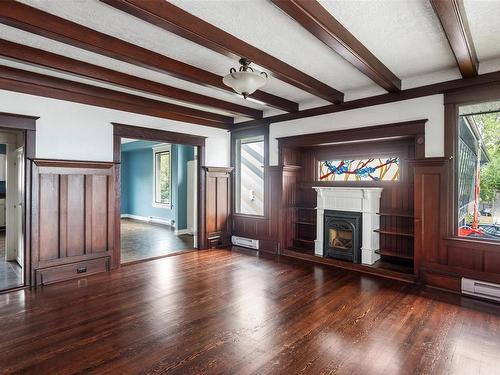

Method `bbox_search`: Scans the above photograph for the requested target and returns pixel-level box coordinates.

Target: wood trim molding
[236,70,500,127]
[430,0,478,78]
[112,123,207,257]
[277,119,427,153]
[0,39,262,120]
[0,1,298,112]
[100,0,344,104]
[271,0,401,92]
[112,123,206,162]
[0,65,232,129]
[0,111,38,130]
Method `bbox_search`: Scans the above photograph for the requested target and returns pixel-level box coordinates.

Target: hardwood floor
[0,249,499,374]
[0,231,22,291]
[120,218,194,263]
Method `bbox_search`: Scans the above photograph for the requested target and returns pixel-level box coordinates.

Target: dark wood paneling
[0,39,262,119]
[272,0,401,92]
[31,160,115,285]
[0,1,297,112]
[101,0,344,103]
[237,70,500,127]
[430,0,478,77]
[66,175,85,257]
[413,158,449,277]
[203,167,233,248]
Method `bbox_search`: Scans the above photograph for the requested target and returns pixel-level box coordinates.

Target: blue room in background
[120,140,195,232]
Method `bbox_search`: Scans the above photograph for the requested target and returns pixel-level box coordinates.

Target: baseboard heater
[232,236,259,250]
[462,278,500,302]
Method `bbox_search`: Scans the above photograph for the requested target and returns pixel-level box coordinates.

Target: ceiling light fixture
[223,58,268,99]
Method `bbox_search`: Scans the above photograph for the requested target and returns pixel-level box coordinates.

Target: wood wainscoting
[204,167,232,248]
[31,160,115,285]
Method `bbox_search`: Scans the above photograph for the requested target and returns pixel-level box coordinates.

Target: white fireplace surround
[313,187,383,265]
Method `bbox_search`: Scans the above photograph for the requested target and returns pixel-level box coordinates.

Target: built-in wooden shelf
[289,204,316,210]
[294,221,316,226]
[294,238,315,244]
[376,249,413,260]
[377,211,414,218]
[374,229,414,237]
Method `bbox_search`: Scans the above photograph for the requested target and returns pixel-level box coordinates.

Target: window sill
[153,202,172,209]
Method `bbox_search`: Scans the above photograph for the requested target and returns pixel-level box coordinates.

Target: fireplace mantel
[313,187,383,265]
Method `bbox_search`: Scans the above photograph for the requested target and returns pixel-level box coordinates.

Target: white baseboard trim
[121,214,173,227]
[174,229,191,236]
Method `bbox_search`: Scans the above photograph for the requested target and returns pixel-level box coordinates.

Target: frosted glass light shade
[223,71,267,98]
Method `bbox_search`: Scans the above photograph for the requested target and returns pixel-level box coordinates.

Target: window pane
[155,151,170,204]
[235,136,264,215]
[317,158,400,182]
[457,112,500,241]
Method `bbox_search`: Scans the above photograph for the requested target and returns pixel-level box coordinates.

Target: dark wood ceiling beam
[271,0,401,92]
[100,0,345,104]
[236,69,500,128]
[0,1,298,112]
[430,0,478,78]
[0,65,231,129]
[0,39,262,119]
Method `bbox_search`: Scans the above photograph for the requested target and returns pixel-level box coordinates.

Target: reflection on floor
[120,219,194,263]
[0,231,22,290]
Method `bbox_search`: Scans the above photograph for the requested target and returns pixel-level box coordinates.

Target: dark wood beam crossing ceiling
[100,0,345,104]
[0,1,298,113]
[0,39,263,119]
[430,0,479,78]
[271,0,401,92]
[0,65,231,129]
[236,69,500,128]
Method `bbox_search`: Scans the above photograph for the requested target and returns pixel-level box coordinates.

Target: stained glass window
[318,157,400,182]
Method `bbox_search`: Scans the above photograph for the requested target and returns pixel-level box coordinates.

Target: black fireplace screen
[324,210,362,263]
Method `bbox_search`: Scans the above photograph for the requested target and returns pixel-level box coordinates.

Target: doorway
[0,129,25,291]
[113,123,206,266]
[119,138,198,263]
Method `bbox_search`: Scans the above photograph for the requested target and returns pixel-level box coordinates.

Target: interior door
[15,146,24,268]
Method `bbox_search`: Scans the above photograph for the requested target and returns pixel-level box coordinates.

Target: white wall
[0,90,230,166]
[269,95,444,165]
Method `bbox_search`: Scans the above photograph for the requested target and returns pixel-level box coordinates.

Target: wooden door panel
[66,174,85,257]
[39,174,60,261]
[90,175,109,253]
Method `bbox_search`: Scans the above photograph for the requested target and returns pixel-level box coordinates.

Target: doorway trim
[0,111,37,290]
[112,123,206,268]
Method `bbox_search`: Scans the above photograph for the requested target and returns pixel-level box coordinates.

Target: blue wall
[121,141,194,230]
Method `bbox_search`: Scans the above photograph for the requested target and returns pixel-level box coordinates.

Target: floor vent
[462,278,500,302]
[232,236,259,250]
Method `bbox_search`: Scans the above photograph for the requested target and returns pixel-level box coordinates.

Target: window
[153,145,171,207]
[456,107,500,241]
[234,135,265,216]
[317,157,400,182]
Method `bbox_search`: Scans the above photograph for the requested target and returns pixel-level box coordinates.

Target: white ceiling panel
[464,0,500,61]
[169,0,375,92]
[317,0,458,78]
[18,0,319,103]
[0,24,274,112]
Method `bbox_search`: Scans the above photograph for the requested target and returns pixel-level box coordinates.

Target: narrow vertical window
[153,145,171,207]
[235,135,265,216]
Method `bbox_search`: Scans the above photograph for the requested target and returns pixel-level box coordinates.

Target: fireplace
[313,187,383,265]
[324,210,362,262]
